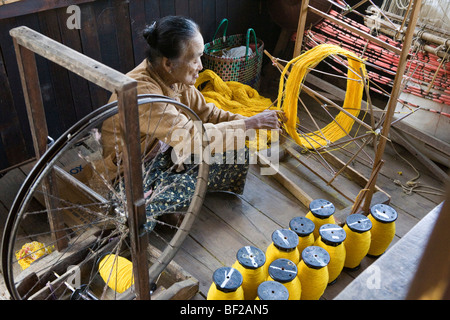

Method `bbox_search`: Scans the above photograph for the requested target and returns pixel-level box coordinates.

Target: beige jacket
[96,59,246,181]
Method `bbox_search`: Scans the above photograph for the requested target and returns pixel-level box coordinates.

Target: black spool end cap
[289,216,315,237]
[271,229,299,251]
[346,213,372,233]
[319,224,346,246]
[213,267,243,293]
[309,199,335,218]
[236,245,266,269]
[268,258,297,283]
[370,203,398,223]
[257,281,289,300]
[301,246,330,269]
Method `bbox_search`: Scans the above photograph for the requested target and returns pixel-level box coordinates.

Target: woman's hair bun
[143,21,157,47]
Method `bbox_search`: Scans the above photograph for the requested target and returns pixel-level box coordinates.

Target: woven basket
[202,19,264,89]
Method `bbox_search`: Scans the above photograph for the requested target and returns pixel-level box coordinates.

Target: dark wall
[0,0,279,172]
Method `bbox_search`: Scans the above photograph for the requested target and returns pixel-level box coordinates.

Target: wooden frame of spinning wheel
[9,26,151,299]
[267,0,424,221]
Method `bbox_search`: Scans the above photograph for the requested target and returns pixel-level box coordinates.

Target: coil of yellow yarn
[207,267,244,300]
[314,224,346,284]
[343,213,372,269]
[98,254,134,293]
[232,245,266,300]
[305,199,336,240]
[15,241,53,270]
[297,246,330,300]
[264,229,300,276]
[267,258,301,300]
[195,69,276,117]
[276,43,367,149]
[289,216,315,257]
[367,204,398,257]
[256,280,289,300]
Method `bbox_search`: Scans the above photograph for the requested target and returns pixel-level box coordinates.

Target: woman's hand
[244,109,286,130]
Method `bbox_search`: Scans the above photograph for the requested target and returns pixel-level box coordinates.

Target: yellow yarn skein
[264,229,300,276]
[297,246,330,300]
[207,267,245,300]
[267,258,301,300]
[367,204,398,257]
[98,254,134,293]
[289,216,315,257]
[305,199,336,240]
[195,69,276,117]
[276,44,367,149]
[314,224,346,284]
[195,69,277,150]
[232,246,266,300]
[343,214,372,269]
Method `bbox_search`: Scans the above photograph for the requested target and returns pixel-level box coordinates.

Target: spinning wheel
[1,27,208,300]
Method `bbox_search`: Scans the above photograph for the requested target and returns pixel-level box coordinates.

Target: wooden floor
[0,81,447,300]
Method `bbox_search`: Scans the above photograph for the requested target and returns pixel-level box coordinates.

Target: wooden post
[293,0,310,57]
[362,0,423,213]
[9,26,150,299]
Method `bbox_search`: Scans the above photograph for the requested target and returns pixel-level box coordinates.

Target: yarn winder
[0,0,448,302]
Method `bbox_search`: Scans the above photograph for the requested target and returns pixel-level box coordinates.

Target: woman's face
[170,31,204,86]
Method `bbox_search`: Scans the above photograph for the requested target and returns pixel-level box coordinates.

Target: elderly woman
[99,16,281,221]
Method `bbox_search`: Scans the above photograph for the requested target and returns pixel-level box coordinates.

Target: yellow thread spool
[232,246,266,300]
[297,246,330,300]
[305,199,336,240]
[289,216,315,258]
[343,213,372,270]
[256,281,289,300]
[367,204,398,257]
[314,224,346,284]
[264,229,300,276]
[98,254,134,293]
[267,258,301,300]
[207,267,244,300]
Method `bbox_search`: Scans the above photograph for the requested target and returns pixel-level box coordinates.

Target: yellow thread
[297,233,315,258]
[195,69,276,117]
[195,69,277,150]
[315,237,346,284]
[207,283,245,300]
[99,254,134,293]
[306,211,336,240]
[264,243,300,276]
[297,259,329,300]
[367,214,396,256]
[15,241,53,270]
[276,44,366,149]
[343,224,371,269]
[232,261,266,300]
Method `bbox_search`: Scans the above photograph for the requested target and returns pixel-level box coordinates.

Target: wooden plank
[37,9,77,134]
[390,128,448,183]
[335,202,443,300]
[79,3,109,108]
[56,6,93,119]
[0,0,95,19]
[257,152,314,208]
[9,26,136,93]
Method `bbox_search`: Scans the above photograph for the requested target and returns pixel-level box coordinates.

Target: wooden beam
[0,0,95,19]
[363,0,423,213]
